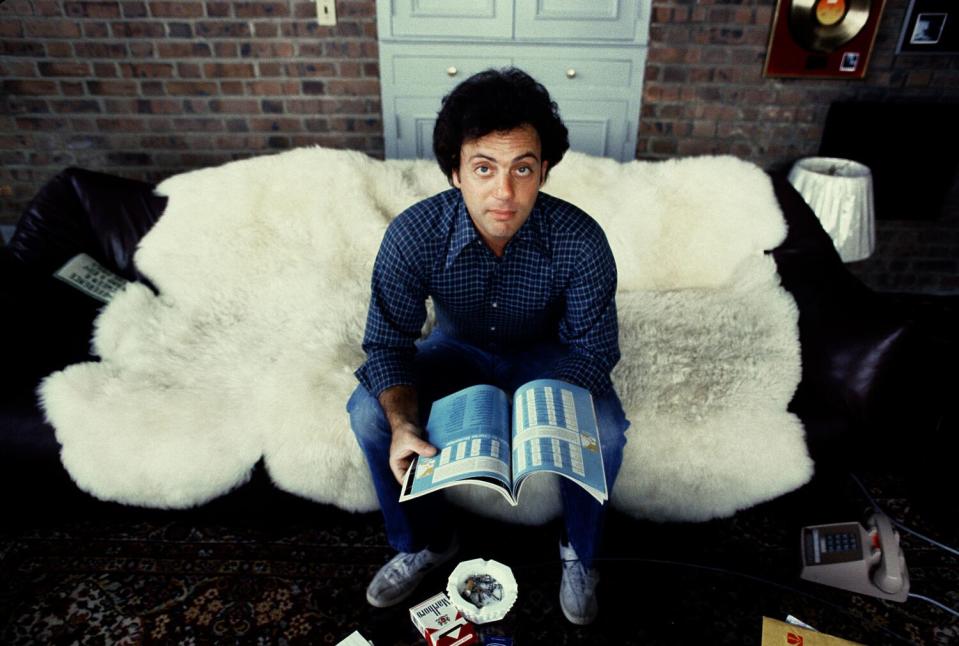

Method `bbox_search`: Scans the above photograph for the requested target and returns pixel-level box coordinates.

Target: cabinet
[377,1,650,162]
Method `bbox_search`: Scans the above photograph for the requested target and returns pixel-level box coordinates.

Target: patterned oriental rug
[1,471,956,645]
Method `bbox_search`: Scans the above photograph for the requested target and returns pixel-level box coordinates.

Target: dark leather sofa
[2,165,955,522]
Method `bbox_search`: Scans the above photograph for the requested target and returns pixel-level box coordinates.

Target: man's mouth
[488,209,515,221]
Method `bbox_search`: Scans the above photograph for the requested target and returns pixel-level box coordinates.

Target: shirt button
[491,302,498,308]
[490,326,496,331]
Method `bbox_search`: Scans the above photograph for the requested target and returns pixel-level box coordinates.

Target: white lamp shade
[788,157,876,262]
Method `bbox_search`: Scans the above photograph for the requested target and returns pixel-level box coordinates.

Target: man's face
[452,124,548,256]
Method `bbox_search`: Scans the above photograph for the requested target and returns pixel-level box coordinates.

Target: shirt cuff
[550,354,614,397]
[354,351,415,398]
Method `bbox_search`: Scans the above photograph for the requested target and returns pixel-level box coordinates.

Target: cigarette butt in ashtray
[446,558,518,624]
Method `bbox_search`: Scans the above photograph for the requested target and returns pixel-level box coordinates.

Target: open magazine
[399,379,606,506]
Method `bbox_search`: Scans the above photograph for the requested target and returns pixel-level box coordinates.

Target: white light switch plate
[316,0,336,26]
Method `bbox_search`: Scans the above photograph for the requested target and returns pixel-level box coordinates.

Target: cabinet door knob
[566,68,577,79]
[447,66,458,77]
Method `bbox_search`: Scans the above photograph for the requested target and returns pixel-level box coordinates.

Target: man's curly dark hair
[432,67,570,183]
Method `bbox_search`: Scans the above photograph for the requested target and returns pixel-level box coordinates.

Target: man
[348,68,629,625]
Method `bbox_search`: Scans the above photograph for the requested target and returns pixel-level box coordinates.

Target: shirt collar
[445,192,551,269]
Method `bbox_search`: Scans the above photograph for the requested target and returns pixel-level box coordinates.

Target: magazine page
[510,379,608,504]
[399,384,514,503]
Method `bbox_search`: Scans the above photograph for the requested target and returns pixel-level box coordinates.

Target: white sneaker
[366,539,459,608]
[559,540,600,625]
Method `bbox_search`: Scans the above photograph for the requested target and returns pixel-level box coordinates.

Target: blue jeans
[347,330,630,568]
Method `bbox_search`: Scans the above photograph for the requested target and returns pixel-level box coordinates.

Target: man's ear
[451,169,461,188]
[540,160,550,186]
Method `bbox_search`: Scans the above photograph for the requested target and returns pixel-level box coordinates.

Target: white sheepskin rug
[39,147,813,523]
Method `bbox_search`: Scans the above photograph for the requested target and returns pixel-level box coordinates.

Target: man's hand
[378,384,437,485]
[389,422,437,485]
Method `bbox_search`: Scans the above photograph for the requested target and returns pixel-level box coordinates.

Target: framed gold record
[789,0,872,52]
[764,0,887,78]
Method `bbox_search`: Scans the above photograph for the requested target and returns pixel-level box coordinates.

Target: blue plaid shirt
[355,188,620,398]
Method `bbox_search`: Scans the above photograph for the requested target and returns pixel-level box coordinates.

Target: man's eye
[515,166,532,176]
[475,165,491,175]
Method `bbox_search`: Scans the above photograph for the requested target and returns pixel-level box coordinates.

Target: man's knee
[347,384,390,446]
[594,389,629,468]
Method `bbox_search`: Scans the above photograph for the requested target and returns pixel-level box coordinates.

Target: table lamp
[788,157,876,262]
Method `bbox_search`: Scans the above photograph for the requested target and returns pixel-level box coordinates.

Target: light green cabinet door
[392,96,443,159]
[515,0,646,43]
[556,98,631,159]
[388,0,514,39]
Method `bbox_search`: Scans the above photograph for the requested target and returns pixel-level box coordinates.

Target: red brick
[111,21,166,38]
[140,81,164,97]
[0,60,36,76]
[74,41,128,58]
[119,63,175,78]
[0,19,23,37]
[3,79,57,95]
[290,62,337,77]
[182,98,210,113]
[165,81,218,96]
[171,117,224,132]
[23,20,80,37]
[250,117,301,132]
[83,22,110,37]
[196,21,251,38]
[77,62,110,80]
[96,117,148,131]
[148,1,203,17]
[257,62,284,76]
[249,80,300,95]
[121,2,147,17]
[254,21,278,37]
[214,135,270,150]
[203,63,256,78]
[45,41,72,57]
[243,42,295,58]
[15,116,69,130]
[157,42,211,57]
[50,99,101,113]
[139,134,191,148]
[324,79,379,96]
[234,2,289,18]
[129,42,154,57]
[131,98,181,114]
[219,81,245,95]
[38,61,91,77]
[209,99,259,113]
[177,63,202,78]
[214,42,237,57]
[206,2,231,17]
[60,81,86,96]
[65,1,120,17]
[87,80,139,96]
[0,39,45,57]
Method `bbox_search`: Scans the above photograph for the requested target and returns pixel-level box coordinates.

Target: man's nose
[494,174,514,200]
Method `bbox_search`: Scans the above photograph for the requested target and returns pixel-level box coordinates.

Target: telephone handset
[799,511,910,602]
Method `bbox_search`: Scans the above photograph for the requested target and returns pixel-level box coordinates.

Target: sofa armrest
[768,172,953,470]
[8,167,167,282]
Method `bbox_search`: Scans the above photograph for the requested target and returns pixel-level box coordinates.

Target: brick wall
[0,0,381,224]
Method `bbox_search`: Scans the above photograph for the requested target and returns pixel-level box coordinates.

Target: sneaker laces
[562,557,599,593]
[384,549,436,584]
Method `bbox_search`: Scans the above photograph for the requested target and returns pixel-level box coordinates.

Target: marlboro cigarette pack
[409,592,479,646]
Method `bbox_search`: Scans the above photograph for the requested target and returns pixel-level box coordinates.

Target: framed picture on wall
[763,0,887,79]
[897,0,957,53]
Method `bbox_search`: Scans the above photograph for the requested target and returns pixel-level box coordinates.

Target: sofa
[1,148,953,525]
